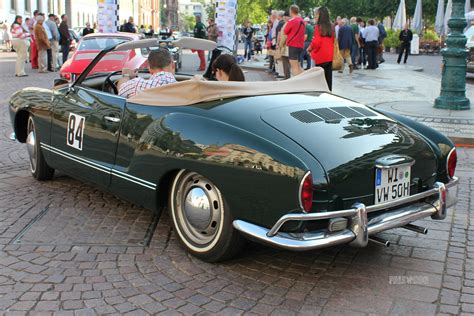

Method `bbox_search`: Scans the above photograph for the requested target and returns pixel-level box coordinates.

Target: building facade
[2,0,66,24]
[138,0,159,30]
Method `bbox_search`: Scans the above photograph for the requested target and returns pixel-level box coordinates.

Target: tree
[237,0,272,24]
[181,14,196,32]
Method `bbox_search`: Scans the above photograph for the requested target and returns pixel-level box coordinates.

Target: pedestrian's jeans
[61,44,69,64]
[244,40,252,60]
[366,41,378,69]
[300,41,311,69]
[351,42,359,66]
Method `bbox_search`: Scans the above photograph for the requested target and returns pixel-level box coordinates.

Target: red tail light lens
[447,148,457,179]
[299,172,313,213]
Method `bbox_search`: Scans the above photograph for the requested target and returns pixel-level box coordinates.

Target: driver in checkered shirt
[118,48,177,98]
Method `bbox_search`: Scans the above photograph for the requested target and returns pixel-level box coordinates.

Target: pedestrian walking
[59,14,71,64]
[307,7,334,91]
[350,17,360,69]
[334,16,342,39]
[82,22,94,37]
[45,14,59,71]
[300,17,313,70]
[276,12,291,79]
[39,13,53,72]
[1,21,12,51]
[377,20,387,64]
[27,10,39,69]
[364,19,380,70]
[284,4,305,76]
[207,18,218,62]
[337,18,353,74]
[398,23,413,64]
[193,15,207,71]
[242,21,254,61]
[357,18,367,68]
[11,16,30,77]
[34,15,50,73]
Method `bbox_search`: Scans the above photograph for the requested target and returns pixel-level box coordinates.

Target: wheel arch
[14,109,30,143]
[156,169,181,210]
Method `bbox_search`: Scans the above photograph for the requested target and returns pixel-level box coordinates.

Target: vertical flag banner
[215,0,238,52]
[98,0,120,33]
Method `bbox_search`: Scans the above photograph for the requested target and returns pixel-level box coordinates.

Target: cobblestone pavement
[0,52,473,315]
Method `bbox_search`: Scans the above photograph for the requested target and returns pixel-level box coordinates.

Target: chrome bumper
[233,178,458,251]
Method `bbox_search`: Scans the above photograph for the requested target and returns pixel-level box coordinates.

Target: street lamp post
[434,0,470,110]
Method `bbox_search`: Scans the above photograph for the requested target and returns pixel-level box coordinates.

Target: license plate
[375,165,411,205]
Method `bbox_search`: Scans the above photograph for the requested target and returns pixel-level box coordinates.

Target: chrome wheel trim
[26,117,37,174]
[171,170,225,253]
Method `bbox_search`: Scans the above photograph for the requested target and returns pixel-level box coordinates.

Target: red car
[60,32,147,81]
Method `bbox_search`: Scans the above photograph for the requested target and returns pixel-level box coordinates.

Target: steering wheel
[102,70,122,94]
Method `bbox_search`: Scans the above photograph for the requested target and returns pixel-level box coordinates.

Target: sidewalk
[242,56,474,146]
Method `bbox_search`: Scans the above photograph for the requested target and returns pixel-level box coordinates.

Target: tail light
[299,172,313,213]
[446,147,457,179]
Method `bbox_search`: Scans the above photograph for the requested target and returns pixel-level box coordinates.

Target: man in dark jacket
[338,18,354,74]
[123,17,136,33]
[59,14,70,64]
[397,24,413,64]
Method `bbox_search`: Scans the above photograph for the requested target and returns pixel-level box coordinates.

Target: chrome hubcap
[26,118,37,173]
[174,172,223,246]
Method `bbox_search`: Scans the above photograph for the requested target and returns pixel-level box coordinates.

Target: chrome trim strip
[41,145,111,175]
[375,160,415,169]
[40,142,157,190]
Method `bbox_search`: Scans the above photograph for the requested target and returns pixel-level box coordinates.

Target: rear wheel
[169,170,244,262]
[26,116,54,180]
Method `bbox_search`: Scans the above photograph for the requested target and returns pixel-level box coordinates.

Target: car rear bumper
[233,178,458,251]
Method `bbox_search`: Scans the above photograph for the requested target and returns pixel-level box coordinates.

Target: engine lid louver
[290,106,377,123]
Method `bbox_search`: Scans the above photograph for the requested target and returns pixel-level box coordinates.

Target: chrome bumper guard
[233,177,458,251]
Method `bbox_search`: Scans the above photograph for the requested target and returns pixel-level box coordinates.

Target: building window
[25,0,30,13]
[11,0,17,12]
[36,0,40,11]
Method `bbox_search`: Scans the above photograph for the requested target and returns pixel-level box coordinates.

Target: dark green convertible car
[9,38,458,262]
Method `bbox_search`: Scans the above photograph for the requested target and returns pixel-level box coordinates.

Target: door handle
[104,116,121,123]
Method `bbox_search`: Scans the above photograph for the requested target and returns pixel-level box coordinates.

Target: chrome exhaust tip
[402,223,428,235]
[369,235,390,247]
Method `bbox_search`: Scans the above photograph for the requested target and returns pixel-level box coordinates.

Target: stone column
[434,0,471,110]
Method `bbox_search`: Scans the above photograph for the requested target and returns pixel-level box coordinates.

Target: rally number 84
[66,113,85,151]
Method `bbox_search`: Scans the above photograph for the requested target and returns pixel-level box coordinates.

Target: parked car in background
[58,29,81,55]
[73,26,85,38]
[60,32,147,81]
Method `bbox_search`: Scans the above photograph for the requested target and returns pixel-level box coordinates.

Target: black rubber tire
[27,116,54,181]
[169,170,244,262]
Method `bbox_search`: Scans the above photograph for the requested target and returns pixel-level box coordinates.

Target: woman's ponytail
[228,63,245,82]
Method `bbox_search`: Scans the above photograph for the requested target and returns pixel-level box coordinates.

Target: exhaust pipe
[369,235,390,247]
[402,223,428,235]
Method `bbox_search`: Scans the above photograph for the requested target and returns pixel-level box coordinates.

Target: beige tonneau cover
[128,67,329,106]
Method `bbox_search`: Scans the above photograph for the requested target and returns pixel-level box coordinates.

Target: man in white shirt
[118,49,177,98]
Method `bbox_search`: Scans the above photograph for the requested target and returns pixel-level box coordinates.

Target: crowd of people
[7,10,72,77]
[263,5,392,90]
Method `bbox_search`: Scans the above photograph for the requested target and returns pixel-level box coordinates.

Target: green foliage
[422,29,440,42]
[237,0,272,24]
[385,29,401,48]
[181,14,196,32]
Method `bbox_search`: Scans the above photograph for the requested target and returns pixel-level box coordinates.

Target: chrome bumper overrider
[233,178,458,251]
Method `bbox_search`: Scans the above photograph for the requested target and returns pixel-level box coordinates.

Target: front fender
[9,87,54,143]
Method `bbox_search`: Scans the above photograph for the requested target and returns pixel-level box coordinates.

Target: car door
[49,85,125,188]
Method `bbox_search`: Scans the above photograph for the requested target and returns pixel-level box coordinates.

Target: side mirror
[54,78,69,87]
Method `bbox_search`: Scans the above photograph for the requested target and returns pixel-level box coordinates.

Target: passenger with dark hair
[211,54,245,82]
[118,48,177,98]
[308,6,334,90]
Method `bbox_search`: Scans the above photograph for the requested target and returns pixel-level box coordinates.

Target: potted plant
[385,29,401,53]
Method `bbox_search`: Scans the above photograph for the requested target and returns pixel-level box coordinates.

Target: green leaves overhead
[234,0,445,24]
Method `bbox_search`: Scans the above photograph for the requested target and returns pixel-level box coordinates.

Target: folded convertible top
[128,67,329,106]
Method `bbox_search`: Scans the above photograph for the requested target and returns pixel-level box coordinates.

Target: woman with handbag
[307,7,335,91]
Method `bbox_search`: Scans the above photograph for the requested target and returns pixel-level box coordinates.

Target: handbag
[332,39,343,71]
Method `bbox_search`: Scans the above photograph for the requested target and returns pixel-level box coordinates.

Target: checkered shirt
[118,71,177,98]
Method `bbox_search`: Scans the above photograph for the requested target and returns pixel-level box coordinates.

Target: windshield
[78,37,130,51]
